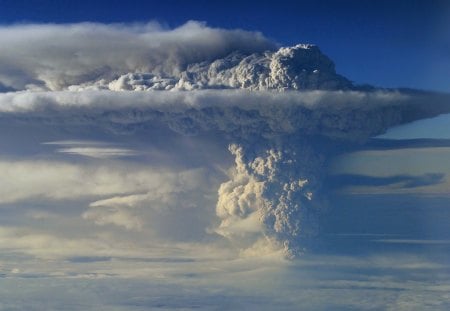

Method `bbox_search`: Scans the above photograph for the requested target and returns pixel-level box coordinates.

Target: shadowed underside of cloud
[365,138,450,150]
[328,173,445,189]
[1,89,449,141]
[0,21,449,258]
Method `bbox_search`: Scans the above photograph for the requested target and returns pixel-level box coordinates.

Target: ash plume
[0,22,449,257]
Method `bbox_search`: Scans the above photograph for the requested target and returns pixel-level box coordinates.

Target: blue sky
[0,0,449,91]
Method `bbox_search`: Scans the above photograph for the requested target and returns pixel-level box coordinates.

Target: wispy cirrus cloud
[44,140,139,158]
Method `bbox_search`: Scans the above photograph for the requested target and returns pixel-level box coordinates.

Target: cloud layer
[3,89,449,141]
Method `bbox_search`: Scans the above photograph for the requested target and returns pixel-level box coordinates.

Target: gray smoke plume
[216,140,326,257]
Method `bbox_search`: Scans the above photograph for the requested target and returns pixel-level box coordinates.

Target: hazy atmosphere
[0,1,449,310]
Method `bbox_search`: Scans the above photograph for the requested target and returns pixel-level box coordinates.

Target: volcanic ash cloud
[1,22,450,257]
[215,140,327,257]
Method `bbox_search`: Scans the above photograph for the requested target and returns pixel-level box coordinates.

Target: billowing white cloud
[0,21,274,91]
[0,21,358,92]
[215,143,324,257]
[82,44,353,91]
